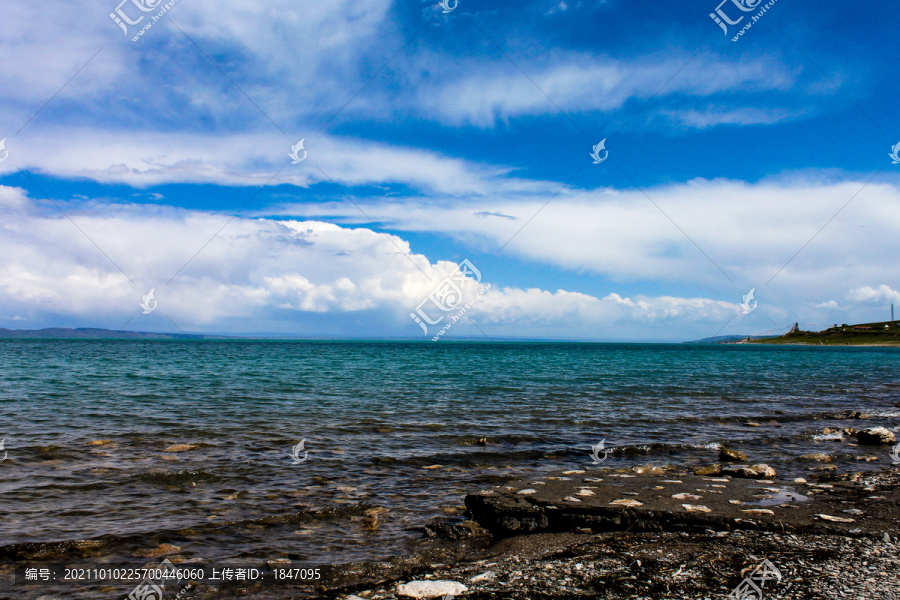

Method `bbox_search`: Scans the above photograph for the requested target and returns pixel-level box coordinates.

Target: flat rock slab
[465,470,900,538]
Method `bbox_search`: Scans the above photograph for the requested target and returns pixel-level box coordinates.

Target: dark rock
[423,519,489,540]
[841,410,868,420]
[464,470,900,541]
[693,464,721,476]
[856,427,895,445]
[718,447,746,462]
[801,453,832,462]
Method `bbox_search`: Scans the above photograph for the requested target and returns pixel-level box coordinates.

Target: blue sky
[0,0,898,341]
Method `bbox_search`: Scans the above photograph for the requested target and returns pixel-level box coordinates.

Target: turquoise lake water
[0,340,898,597]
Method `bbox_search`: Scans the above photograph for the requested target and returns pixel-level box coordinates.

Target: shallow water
[0,340,898,597]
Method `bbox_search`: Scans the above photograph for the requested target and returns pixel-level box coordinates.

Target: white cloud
[0,185,740,339]
[848,285,900,305]
[661,106,807,129]
[409,55,798,127]
[272,177,900,293]
[0,129,530,195]
[0,1,807,139]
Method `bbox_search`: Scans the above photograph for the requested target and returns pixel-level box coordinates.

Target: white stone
[397,580,468,599]
[469,571,496,583]
[609,498,643,507]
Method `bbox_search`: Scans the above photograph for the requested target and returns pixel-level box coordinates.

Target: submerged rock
[632,465,664,475]
[856,427,895,445]
[840,410,868,420]
[801,453,832,462]
[133,543,181,558]
[163,444,194,452]
[424,519,488,540]
[694,464,722,476]
[362,509,380,532]
[718,447,746,462]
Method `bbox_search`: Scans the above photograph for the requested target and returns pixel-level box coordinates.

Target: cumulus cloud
[848,285,900,305]
[0,185,740,339]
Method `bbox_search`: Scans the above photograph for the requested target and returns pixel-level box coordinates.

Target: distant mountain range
[684,335,776,344]
[0,328,223,340]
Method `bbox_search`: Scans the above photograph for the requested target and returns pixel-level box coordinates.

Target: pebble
[681,504,711,513]
[517,489,537,495]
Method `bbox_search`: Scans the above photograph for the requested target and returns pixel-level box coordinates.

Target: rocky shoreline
[3,425,898,600]
[3,468,898,600]
[310,466,899,600]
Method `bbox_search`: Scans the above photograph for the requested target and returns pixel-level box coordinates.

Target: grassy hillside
[750,321,900,346]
